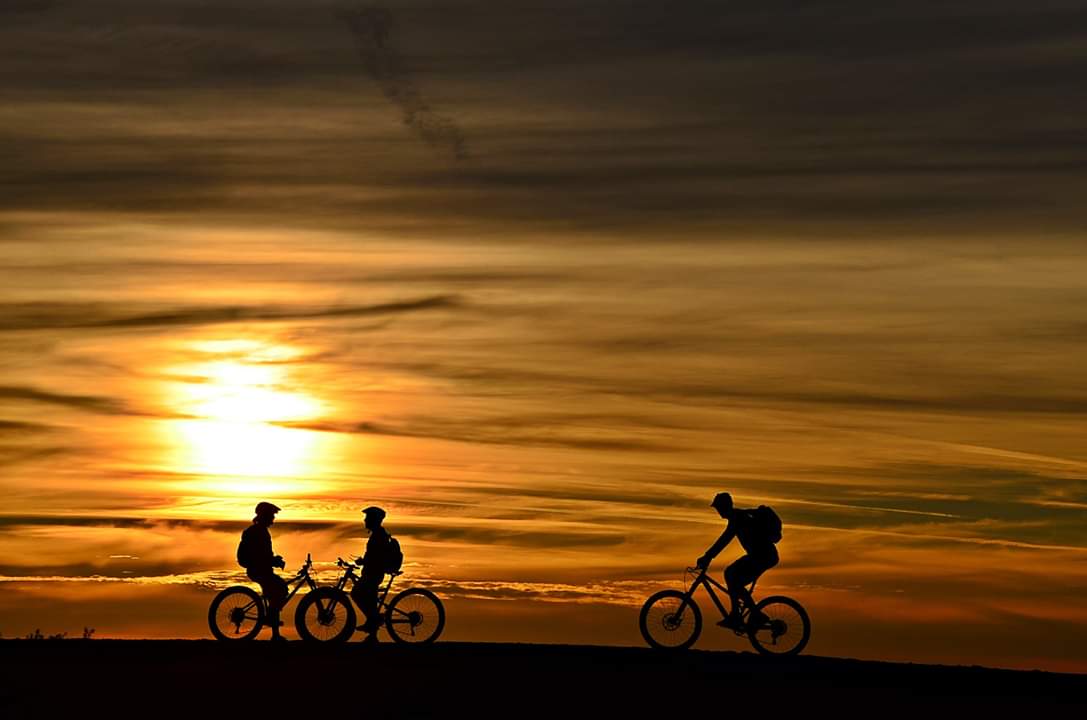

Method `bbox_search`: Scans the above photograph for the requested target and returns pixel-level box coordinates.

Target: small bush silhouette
[20,628,87,640]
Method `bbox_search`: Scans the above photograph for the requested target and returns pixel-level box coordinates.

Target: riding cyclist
[352,505,393,642]
[696,492,781,630]
[237,501,289,641]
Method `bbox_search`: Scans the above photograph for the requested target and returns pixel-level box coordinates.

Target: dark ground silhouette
[0,641,1083,717]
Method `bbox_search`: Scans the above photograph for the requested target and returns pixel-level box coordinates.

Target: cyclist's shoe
[269,634,288,642]
[746,610,769,630]
[716,615,741,630]
[361,632,380,645]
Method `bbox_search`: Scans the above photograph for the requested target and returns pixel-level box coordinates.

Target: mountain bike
[639,566,811,655]
[208,554,318,641]
[294,557,445,644]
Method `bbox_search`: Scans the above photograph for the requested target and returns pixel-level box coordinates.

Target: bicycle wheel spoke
[640,590,701,650]
[296,588,355,643]
[748,597,810,656]
[209,587,264,641]
[385,589,444,644]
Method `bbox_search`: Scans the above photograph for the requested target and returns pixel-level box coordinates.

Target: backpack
[754,505,783,544]
[386,535,404,573]
[236,534,254,569]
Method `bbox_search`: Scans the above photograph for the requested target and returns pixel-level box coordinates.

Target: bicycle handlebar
[335,557,359,571]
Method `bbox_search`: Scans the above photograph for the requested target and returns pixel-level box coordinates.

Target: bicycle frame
[250,555,318,614]
[330,559,397,604]
[328,558,426,632]
[280,561,321,608]
[680,567,758,625]
[225,555,318,631]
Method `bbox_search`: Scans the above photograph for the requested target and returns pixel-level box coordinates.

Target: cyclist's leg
[723,556,759,622]
[351,573,382,632]
[725,548,778,624]
[248,570,288,637]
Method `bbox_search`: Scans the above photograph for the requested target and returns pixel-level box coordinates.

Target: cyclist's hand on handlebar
[355,557,364,567]
[696,556,709,570]
[274,555,286,569]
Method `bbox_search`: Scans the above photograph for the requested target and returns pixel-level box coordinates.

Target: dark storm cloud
[0,295,459,332]
[2,1,1086,234]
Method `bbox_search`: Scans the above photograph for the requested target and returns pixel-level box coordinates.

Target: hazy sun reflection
[159,338,331,493]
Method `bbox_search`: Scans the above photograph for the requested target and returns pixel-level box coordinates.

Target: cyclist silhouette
[237,501,289,641]
[351,505,392,642]
[696,492,779,630]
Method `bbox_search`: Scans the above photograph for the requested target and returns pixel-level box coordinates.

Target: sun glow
[160,339,330,489]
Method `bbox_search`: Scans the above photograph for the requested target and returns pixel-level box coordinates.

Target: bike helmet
[362,505,386,521]
[254,501,281,517]
[710,492,733,512]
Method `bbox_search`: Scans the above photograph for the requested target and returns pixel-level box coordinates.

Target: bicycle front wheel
[747,595,811,656]
[295,587,356,643]
[385,588,445,644]
[639,590,702,650]
[208,586,264,641]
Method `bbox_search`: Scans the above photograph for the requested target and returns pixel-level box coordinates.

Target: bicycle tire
[639,589,702,650]
[208,586,264,641]
[384,588,445,644]
[747,595,811,656]
[295,587,356,643]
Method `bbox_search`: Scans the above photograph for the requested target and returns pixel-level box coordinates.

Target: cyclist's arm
[699,526,735,565]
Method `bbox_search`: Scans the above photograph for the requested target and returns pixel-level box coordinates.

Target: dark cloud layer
[2,1,1085,235]
[341,4,467,159]
[283,412,679,452]
[0,296,459,332]
[0,385,131,415]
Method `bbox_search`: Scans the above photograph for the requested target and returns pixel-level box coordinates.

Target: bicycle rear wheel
[295,587,356,643]
[208,586,264,641]
[747,595,810,656]
[385,588,445,644]
[639,590,702,650]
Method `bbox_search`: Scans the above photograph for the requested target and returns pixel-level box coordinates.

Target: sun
[160,340,328,487]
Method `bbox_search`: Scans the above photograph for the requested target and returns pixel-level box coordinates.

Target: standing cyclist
[238,501,288,641]
[352,505,391,642]
[696,492,780,630]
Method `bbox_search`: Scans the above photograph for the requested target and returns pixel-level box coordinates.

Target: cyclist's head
[254,501,281,524]
[362,505,386,529]
[710,492,733,517]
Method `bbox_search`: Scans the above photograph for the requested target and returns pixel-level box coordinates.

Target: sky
[1,1,1086,671]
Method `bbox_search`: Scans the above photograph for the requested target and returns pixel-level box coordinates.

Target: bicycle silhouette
[294,557,445,644]
[639,566,811,655]
[208,554,318,641]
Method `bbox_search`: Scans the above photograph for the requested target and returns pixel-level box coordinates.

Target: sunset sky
[2,1,1086,671]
